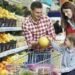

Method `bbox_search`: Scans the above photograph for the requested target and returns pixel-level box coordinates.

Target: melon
[38,37,49,48]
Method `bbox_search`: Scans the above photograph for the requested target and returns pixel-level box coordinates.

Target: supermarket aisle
[1,0,74,75]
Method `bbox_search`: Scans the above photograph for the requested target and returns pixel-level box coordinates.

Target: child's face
[65,38,71,47]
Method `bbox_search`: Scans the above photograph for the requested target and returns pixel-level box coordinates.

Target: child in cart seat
[50,33,75,75]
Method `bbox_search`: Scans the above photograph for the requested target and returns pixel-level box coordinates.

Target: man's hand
[31,41,38,48]
[31,40,46,50]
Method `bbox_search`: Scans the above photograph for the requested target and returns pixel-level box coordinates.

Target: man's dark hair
[30,1,42,10]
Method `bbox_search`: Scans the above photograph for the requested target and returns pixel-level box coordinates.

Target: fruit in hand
[38,36,49,48]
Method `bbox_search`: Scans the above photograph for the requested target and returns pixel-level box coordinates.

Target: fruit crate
[0,40,16,52]
[0,18,16,27]
[5,19,16,27]
[0,18,4,27]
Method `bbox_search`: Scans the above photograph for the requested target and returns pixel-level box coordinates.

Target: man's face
[31,8,42,21]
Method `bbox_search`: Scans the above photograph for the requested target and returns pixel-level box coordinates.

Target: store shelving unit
[0,27,28,58]
[0,45,28,58]
[0,27,22,32]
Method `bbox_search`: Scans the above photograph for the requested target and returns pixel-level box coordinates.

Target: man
[22,1,56,63]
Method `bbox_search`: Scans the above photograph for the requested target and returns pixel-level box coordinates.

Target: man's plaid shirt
[22,15,56,46]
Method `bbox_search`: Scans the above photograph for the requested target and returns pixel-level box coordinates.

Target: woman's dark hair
[67,33,75,46]
[30,1,42,10]
[61,1,75,28]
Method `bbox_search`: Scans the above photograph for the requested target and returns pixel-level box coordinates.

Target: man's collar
[30,15,42,24]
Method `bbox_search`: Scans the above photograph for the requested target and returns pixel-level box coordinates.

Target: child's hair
[67,33,75,46]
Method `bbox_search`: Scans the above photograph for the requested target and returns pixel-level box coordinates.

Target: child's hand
[52,68,60,74]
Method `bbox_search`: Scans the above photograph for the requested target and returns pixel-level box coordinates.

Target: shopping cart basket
[8,48,61,75]
[27,48,51,64]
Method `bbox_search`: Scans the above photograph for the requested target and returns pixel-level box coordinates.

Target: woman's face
[63,9,73,19]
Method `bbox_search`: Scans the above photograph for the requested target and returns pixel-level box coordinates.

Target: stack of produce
[0,33,16,52]
[0,7,17,27]
[0,51,28,75]
[16,36,27,47]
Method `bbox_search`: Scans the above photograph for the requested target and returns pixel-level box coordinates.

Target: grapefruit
[38,36,49,48]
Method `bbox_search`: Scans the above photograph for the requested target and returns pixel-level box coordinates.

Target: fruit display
[0,1,29,75]
[6,53,28,64]
[0,69,9,75]
[0,33,16,52]
[0,62,5,69]
[0,7,16,19]
[0,7,17,27]
[16,36,27,47]
[0,61,9,75]
[38,36,49,48]
[0,51,28,75]
[16,15,24,27]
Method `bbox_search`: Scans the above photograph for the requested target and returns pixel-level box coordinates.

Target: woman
[61,1,75,35]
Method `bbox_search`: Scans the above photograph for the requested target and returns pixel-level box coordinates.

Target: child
[51,33,75,75]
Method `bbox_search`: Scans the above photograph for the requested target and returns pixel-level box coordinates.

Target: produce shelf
[0,27,22,32]
[0,45,28,58]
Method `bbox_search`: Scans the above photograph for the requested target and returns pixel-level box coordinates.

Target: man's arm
[22,23,38,48]
[22,23,33,46]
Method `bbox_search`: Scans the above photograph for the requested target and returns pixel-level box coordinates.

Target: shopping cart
[8,48,61,75]
[27,48,52,64]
